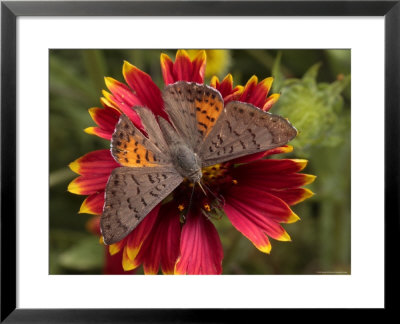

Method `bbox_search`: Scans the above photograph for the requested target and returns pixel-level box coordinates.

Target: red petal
[226,185,298,225]
[231,138,299,164]
[226,198,291,241]
[235,159,308,176]
[230,151,268,164]
[104,246,135,274]
[68,174,110,195]
[69,149,119,175]
[234,172,316,189]
[246,77,273,108]
[211,74,243,104]
[224,187,295,253]
[224,203,271,253]
[191,50,206,83]
[101,91,118,109]
[80,190,105,215]
[84,126,112,140]
[263,94,280,111]
[104,77,141,108]
[238,75,258,103]
[160,53,175,85]
[210,76,220,88]
[124,204,161,267]
[217,74,234,97]
[103,80,143,128]
[175,210,223,275]
[264,145,293,156]
[122,61,167,119]
[88,106,120,133]
[137,202,181,274]
[265,188,314,207]
[173,50,193,82]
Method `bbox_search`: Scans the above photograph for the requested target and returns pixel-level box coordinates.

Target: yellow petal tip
[258,243,272,254]
[109,244,121,256]
[104,76,116,89]
[286,212,301,224]
[304,174,317,185]
[67,179,80,194]
[68,160,80,174]
[261,76,274,88]
[84,127,96,135]
[122,260,136,271]
[282,145,294,153]
[122,60,136,75]
[210,75,219,87]
[176,49,190,58]
[268,93,280,101]
[292,159,308,171]
[78,199,97,215]
[278,231,292,242]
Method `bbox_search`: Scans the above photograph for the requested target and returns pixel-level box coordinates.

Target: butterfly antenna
[197,181,207,196]
[182,182,196,223]
[199,180,225,207]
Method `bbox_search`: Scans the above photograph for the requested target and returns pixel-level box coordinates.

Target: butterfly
[100,81,297,245]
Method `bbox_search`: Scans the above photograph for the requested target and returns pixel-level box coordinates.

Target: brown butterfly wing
[102,109,180,245]
[111,113,171,167]
[134,106,170,154]
[162,81,224,152]
[101,166,183,245]
[199,101,297,167]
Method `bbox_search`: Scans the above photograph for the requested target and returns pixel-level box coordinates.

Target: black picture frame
[1,0,398,321]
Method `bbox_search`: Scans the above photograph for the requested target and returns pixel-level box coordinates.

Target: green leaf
[82,50,108,93]
[271,51,285,92]
[275,63,350,156]
[58,236,104,272]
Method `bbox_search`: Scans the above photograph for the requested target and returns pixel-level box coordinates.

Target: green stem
[82,50,107,94]
[245,49,293,77]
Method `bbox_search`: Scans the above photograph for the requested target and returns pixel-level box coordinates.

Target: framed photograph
[1,0,398,321]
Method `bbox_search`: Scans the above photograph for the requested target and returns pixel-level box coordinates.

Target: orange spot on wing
[112,116,160,168]
[195,92,223,137]
[113,134,158,167]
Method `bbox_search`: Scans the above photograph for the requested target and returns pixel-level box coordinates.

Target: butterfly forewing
[162,81,224,151]
[111,114,171,167]
[101,166,183,245]
[199,101,297,167]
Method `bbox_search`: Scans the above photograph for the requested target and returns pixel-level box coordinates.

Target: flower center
[201,164,230,185]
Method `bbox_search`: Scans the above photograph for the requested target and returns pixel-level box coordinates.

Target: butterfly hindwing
[162,81,224,151]
[134,106,170,154]
[199,101,297,167]
[101,166,183,244]
[111,113,171,167]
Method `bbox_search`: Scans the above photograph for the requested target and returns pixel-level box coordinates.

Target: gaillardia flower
[68,50,315,275]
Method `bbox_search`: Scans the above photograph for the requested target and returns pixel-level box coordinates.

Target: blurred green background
[49,49,351,275]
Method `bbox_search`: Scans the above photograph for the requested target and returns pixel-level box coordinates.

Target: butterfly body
[169,142,202,183]
[158,115,202,183]
[100,81,297,245]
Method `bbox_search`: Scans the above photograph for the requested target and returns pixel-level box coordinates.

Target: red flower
[68,50,315,275]
[211,74,280,111]
[161,49,206,85]
[223,158,314,253]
